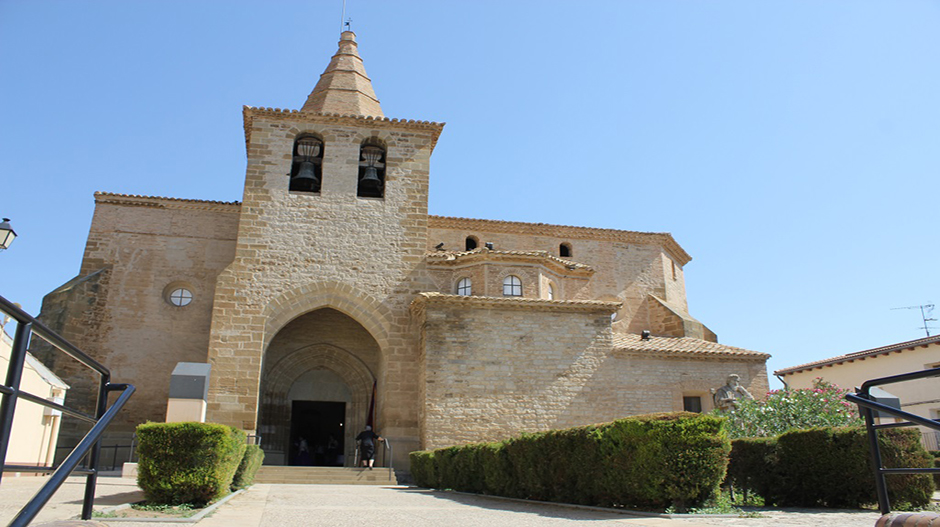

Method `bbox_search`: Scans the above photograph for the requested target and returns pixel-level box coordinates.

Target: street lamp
[0,218,16,251]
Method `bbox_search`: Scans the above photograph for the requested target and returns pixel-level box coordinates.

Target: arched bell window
[456,277,472,296]
[502,275,523,297]
[357,139,386,198]
[465,236,479,251]
[559,243,572,258]
[289,135,324,193]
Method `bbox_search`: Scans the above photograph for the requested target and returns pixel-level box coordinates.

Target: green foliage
[232,444,265,490]
[136,422,247,505]
[719,378,863,439]
[725,436,777,501]
[727,427,934,508]
[409,412,730,511]
[408,450,437,488]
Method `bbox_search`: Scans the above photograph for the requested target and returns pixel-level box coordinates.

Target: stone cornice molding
[426,248,594,276]
[242,106,446,154]
[94,192,241,213]
[615,348,770,362]
[428,216,692,265]
[412,292,620,314]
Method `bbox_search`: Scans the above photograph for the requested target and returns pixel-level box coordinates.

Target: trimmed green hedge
[411,412,729,511]
[728,427,934,508]
[136,422,247,505]
[232,444,265,490]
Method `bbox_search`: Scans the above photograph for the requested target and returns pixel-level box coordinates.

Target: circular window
[168,288,193,307]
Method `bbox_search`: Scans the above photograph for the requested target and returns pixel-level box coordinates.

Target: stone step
[254,466,397,485]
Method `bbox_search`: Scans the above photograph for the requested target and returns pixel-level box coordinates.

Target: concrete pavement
[0,475,886,527]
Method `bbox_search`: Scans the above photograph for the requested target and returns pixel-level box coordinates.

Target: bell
[359,166,382,189]
[290,161,320,191]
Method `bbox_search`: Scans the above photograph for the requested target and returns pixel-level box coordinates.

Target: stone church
[38,32,769,468]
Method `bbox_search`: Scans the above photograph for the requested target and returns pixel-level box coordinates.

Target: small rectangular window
[683,396,702,413]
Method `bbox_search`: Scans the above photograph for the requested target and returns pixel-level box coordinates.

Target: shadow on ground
[391,487,658,521]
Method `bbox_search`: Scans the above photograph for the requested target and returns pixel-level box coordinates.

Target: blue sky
[1,1,938,388]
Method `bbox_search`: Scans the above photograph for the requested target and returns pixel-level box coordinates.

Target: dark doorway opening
[289,400,346,466]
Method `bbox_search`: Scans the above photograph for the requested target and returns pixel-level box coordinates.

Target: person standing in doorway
[356,425,384,469]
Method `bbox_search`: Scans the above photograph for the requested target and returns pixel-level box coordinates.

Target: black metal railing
[0,295,135,526]
[845,367,940,515]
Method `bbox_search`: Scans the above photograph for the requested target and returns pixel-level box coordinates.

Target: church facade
[38,32,769,468]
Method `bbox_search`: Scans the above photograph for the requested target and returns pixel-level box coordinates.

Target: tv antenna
[891,303,937,337]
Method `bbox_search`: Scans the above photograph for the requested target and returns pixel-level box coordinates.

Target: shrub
[409,450,436,488]
[136,422,247,505]
[728,427,934,508]
[232,444,265,490]
[720,378,862,439]
[409,412,729,511]
[725,437,777,501]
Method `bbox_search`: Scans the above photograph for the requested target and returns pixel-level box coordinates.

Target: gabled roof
[613,333,769,360]
[775,335,940,376]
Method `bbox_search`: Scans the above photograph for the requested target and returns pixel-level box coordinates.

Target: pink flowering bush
[719,378,862,439]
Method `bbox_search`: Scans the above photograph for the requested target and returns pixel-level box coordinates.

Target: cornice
[412,292,620,313]
[428,216,692,265]
[242,106,446,154]
[426,248,594,276]
[94,192,241,213]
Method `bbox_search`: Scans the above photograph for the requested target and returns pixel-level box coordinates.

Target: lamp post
[0,218,16,251]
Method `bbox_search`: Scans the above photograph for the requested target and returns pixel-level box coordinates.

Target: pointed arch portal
[258,308,380,466]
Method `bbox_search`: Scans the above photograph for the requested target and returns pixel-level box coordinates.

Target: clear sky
[1,1,938,388]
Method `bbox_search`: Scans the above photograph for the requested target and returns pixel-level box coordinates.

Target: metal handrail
[384,438,393,482]
[0,294,135,524]
[352,437,393,480]
[844,366,940,515]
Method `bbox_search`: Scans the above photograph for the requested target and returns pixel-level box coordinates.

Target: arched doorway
[257,308,380,466]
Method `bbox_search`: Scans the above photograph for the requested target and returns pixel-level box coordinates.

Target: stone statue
[712,374,754,411]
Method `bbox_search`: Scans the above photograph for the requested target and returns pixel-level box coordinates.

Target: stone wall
[427,219,694,335]
[414,294,619,449]
[413,293,766,449]
[38,195,239,444]
[205,109,443,465]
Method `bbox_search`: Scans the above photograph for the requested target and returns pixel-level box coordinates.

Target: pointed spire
[301,31,384,118]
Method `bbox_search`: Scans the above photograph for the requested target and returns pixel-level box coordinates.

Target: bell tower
[204,31,444,465]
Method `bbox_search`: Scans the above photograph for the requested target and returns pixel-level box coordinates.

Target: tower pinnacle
[301,31,384,118]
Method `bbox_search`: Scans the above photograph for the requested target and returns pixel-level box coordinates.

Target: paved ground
[0,475,892,527]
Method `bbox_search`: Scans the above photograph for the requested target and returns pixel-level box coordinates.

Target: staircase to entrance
[255,466,398,485]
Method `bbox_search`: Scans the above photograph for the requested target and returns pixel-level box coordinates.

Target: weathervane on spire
[341,0,351,32]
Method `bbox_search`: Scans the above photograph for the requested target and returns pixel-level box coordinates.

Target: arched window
[502,275,522,297]
[559,243,572,258]
[357,139,386,198]
[465,236,478,251]
[456,277,472,296]
[547,283,555,300]
[289,135,323,193]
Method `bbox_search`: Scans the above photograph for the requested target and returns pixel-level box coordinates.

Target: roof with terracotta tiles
[613,333,769,360]
[775,334,940,376]
[426,248,594,274]
[428,215,691,265]
[94,192,241,211]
